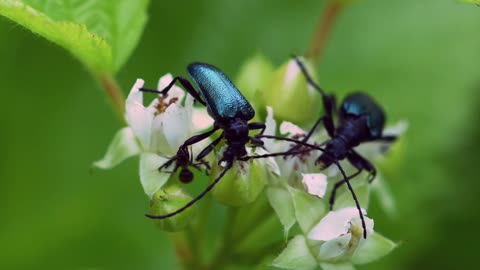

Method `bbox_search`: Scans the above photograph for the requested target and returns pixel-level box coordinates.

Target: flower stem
[169,232,196,270]
[97,74,125,122]
[305,1,344,64]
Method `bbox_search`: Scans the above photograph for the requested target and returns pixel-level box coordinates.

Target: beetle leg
[335,161,368,239]
[347,150,377,183]
[329,169,362,210]
[196,134,224,161]
[183,127,219,146]
[146,162,234,219]
[292,56,336,138]
[249,136,264,147]
[248,122,266,135]
[140,76,207,106]
[240,148,312,161]
[369,135,397,143]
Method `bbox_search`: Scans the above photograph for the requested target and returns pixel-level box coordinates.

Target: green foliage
[272,235,317,270]
[2,0,480,269]
[459,0,480,5]
[0,0,148,73]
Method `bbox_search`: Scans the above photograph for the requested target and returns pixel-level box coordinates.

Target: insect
[155,145,210,183]
[139,63,280,219]
[261,56,397,238]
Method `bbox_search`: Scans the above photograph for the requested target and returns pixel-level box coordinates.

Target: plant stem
[97,74,125,122]
[169,232,196,270]
[305,1,344,64]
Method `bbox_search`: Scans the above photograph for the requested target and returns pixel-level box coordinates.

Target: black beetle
[295,56,397,238]
[258,56,397,238]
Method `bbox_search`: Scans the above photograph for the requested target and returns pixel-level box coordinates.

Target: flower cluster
[94,55,405,269]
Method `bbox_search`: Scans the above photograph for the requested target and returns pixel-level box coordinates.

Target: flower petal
[156,73,185,104]
[254,147,281,176]
[383,120,409,136]
[150,101,193,156]
[308,207,369,241]
[320,262,356,270]
[319,234,352,260]
[280,121,306,137]
[125,79,155,150]
[192,107,214,132]
[263,106,278,151]
[139,153,171,197]
[93,127,141,169]
[302,173,327,198]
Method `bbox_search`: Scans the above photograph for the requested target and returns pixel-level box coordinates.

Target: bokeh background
[1,0,480,269]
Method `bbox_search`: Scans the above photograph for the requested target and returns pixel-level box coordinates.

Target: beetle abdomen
[340,92,385,138]
[187,63,255,121]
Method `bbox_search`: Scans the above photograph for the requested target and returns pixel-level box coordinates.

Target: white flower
[302,173,327,198]
[263,106,324,186]
[94,74,213,197]
[309,207,374,260]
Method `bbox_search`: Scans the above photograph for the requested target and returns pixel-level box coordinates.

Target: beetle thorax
[224,118,249,144]
[223,118,249,159]
[317,138,348,169]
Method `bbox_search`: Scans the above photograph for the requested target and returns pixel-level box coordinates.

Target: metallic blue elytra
[187,63,255,122]
[340,92,386,138]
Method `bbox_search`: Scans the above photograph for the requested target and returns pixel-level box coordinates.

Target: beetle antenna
[335,161,368,239]
[292,55,328,97]
[257,135,326,152]
[145,162,233,219]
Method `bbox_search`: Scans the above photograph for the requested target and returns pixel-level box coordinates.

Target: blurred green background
[1,0,480,269]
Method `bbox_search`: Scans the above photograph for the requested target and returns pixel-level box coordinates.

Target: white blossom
[95,74,213,197]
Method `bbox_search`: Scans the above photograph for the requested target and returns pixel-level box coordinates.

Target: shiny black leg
[140,76,206,106]
[335,161,368,239]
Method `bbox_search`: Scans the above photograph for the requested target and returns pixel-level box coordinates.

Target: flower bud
[261,58,322,125]
[210,149,265,206]
[148,185,197,231]
[235,53,275,118]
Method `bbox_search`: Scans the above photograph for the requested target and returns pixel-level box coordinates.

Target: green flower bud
[210,150,265,207]
[235,53,275,120]
[261,58,322,125]
[148,184,197,231]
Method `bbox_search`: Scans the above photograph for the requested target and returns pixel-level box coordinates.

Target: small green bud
[235,53,275,120]
[211,154,265,207]
[261,58,322,125]
[235,53,275,101]
[148,184,196,231]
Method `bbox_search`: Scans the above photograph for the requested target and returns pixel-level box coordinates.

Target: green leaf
[352,233,397,265]
[272,235,318,270]
[289,187,327,234]
[458,0,480,5]
[93,127,141,169]
[266,186,296,238]
[0,0,149,73]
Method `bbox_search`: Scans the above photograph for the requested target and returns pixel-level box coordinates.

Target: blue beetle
[139,63,272,219]
[258,56,398,239]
